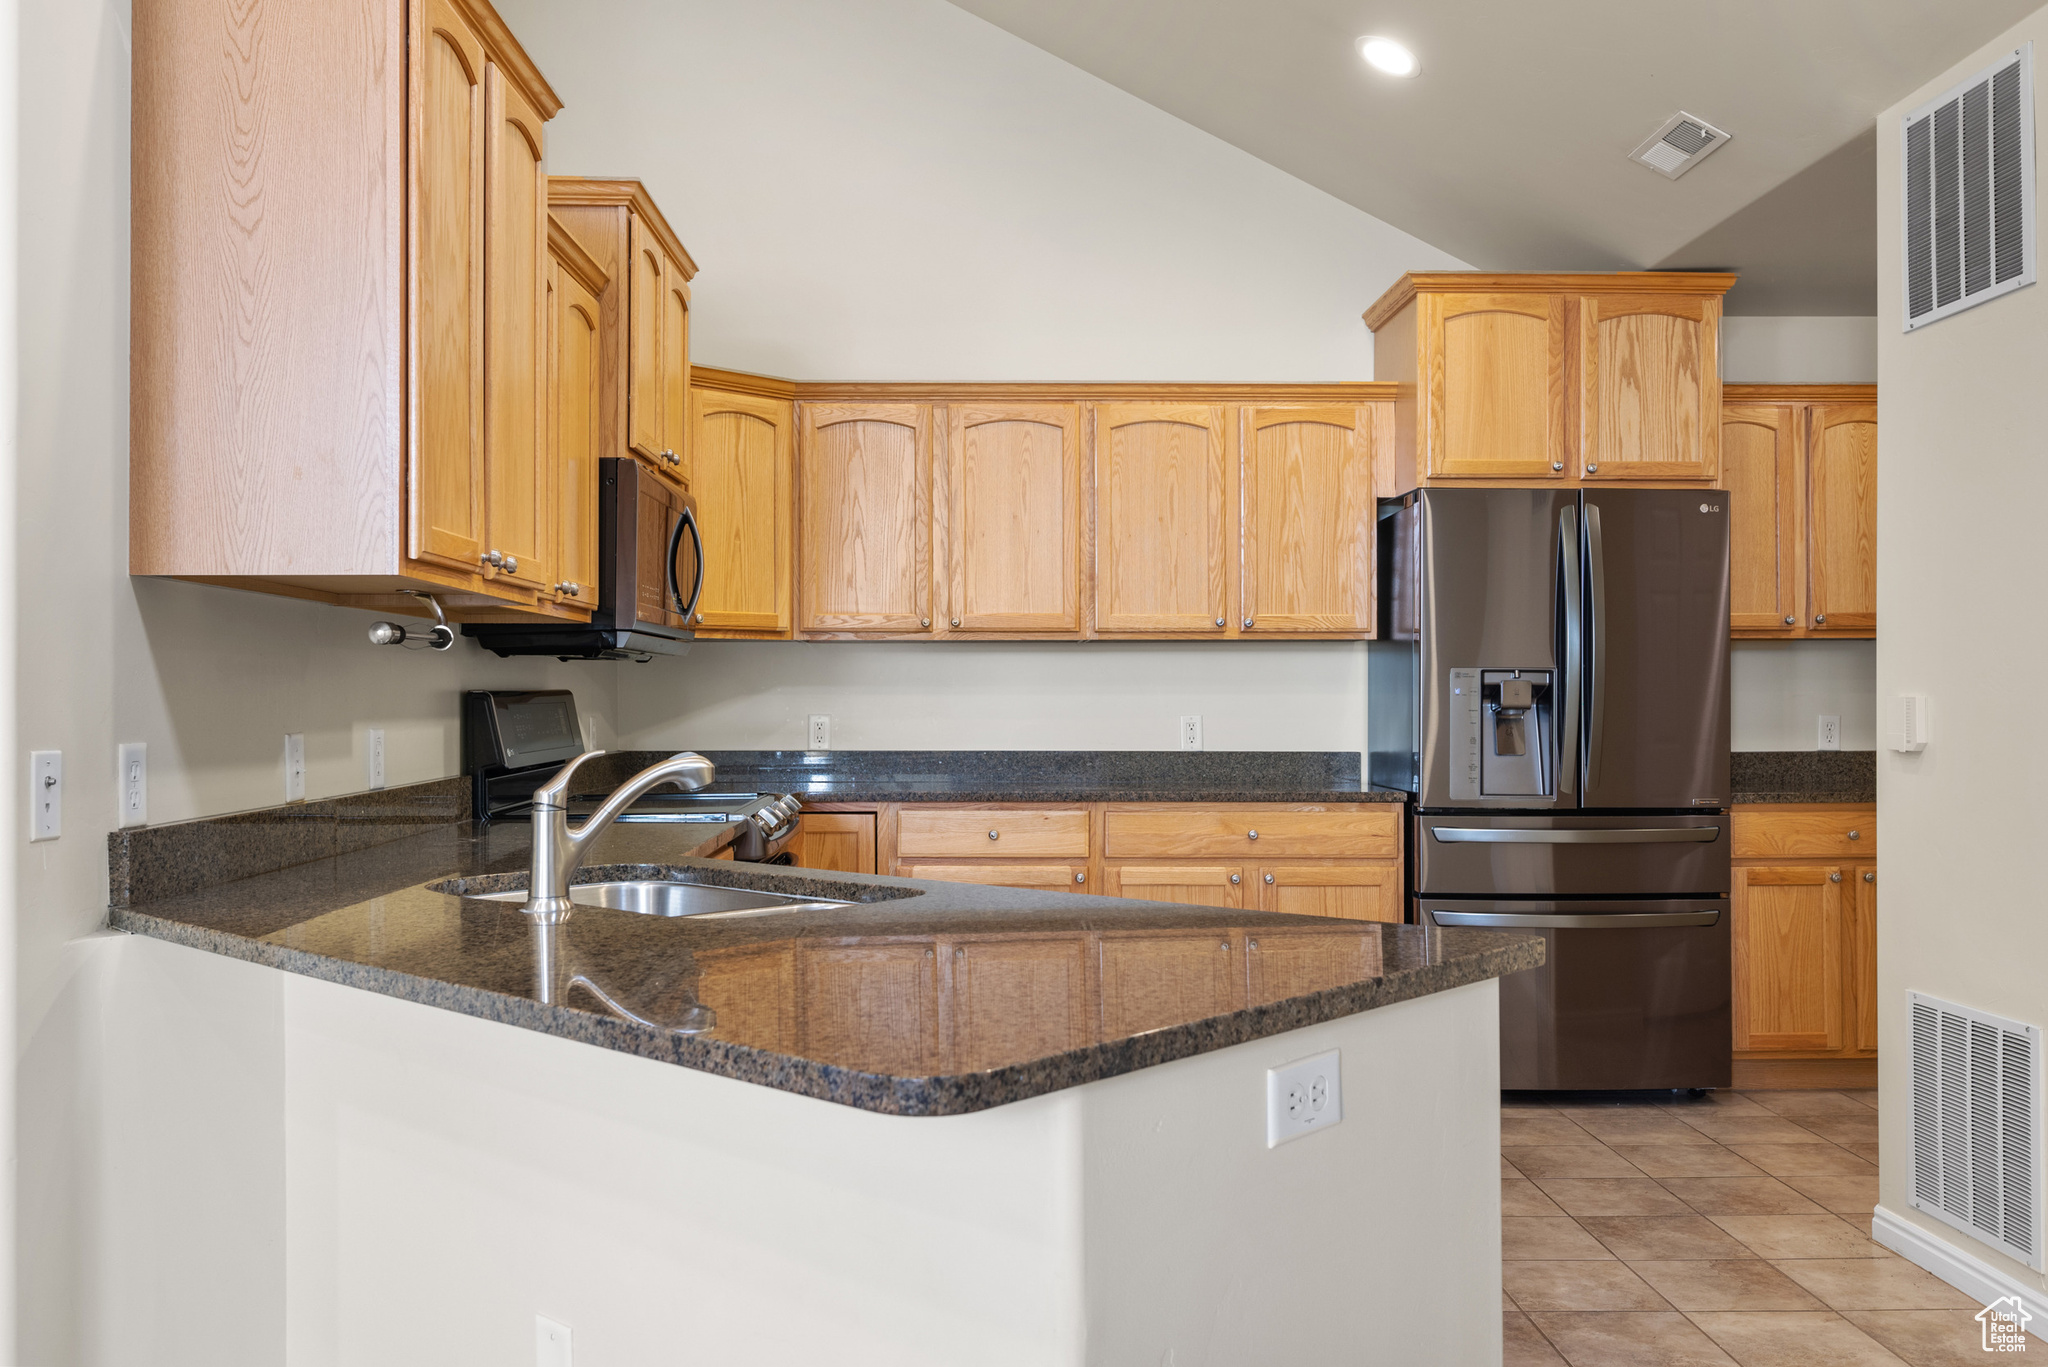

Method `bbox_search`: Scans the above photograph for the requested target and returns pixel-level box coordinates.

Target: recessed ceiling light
[1358,36,1419,78]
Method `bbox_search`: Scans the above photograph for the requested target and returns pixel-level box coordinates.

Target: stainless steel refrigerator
[1369,487,1732,1090]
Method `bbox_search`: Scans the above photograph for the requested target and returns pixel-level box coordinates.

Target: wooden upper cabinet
[1732,863,1844,1053]
[1579,293,1720,482]
[626,214,666,464]
[1807,404,1877,633]
[1427,292,1567,479]
[661,273,692,471]
[481,63,551,592]
[1240,407,1374,633]
[949,404,1083,633]
[1722,404,1803,632]
[799,403,933,633]
[690,382,793,633]
[411,0,491,574]
[1094,403,1230,633]
[546,218,606,605]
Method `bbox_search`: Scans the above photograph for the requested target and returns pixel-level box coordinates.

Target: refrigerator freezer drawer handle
[1428,826,1721,844]
[1429,910,1722,929]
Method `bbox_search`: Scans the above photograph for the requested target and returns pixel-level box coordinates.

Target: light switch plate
[30,750,62,841]
[366,729,385,790]
[284,733,306,801]
[118,742,147,828]
[535,1315,572,1367]
[1895,694,1930,752]
[1267,1048,1342,1148]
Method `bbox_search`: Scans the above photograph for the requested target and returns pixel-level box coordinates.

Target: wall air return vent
[1902,44,2036,331]
[1909,991,2043,1270]
[1630,112,1731,179]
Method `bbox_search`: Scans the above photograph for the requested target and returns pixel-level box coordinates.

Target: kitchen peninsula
[107,771,1539,1364]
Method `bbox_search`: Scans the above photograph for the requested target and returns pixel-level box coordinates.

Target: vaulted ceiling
[945,0,2040,313]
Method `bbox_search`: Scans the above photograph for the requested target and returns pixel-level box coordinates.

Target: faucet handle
[532,750,606,811]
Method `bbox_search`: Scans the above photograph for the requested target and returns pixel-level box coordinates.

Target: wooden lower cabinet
[1730,804,1876,1067]
[1097,931,1243,1037]
[693,944,794,1050]
[1103,863,1247,908]
[794,812,877,874]
[897,863,1087,892]
[797,942,940,1074]
[1257,863,1403,923]
[945,938,1091,1071]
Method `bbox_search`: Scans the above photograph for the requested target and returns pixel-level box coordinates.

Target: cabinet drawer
[1103,805,1398,859]
[1732,807,1875,860]
[895,862,1088,892]
[896,808,1091,858]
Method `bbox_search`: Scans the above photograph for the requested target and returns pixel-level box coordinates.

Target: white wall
[1874,4,2048,1303]
[1730,640,1878,751]
[1722,316,1879,383]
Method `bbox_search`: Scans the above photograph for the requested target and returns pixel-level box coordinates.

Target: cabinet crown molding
[546,215,609,294]
[547,177,698,279]
[779,380,1398,403]
[1363,270,1739,331]
[1722,384,1877,403]
[451,0,561,117]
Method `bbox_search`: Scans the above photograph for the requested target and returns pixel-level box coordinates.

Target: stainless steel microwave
[465,458,703,660]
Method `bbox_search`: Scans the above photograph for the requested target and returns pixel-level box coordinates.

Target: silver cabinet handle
[987,829,999,841]
[502,555,518,574]
[553,581,582,596]
[1229,873,1240,884]
[481,549,503,567]
[1783,615,1796,625]
[919,618,930,628]
[1847,830,1860,840]
[1586,462,1600,473]
[1429,909,1721,929]
[1430,826,1719,844]
[1074,872,1085,884]
[1247,829,1259,841]
[694,613,703,624]
[950,618,961,628]
[1242,617,1254,629]
[1219,940,1229,951]
[1264,873,1275,884]
[1830,871,1843,882]
[1215,617,1225,628]
[1863,871,1875,882]
[1814,614,1827,625]
[1551,462,1564,472]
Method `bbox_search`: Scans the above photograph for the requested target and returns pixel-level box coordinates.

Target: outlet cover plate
[1267,1048,1342,1148]
[30,750,62,841]
[118,742,147,828]
[1818,715,1841,750]
[535,1315,571,1367]
[808,714,830,750]
[1180,714,1202,751]
[284,733,306,801]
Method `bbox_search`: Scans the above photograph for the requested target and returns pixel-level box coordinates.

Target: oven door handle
[1429,909,1722,929]
[668,504,705,622]
[1429,826,1720,844]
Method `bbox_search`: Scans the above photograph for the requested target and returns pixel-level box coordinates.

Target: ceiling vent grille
[1902,44,2036,331]
[1630,112,1731,179]
[1909,991,2043,1270]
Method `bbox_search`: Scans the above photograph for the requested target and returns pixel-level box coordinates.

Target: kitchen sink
[466,880,853,919]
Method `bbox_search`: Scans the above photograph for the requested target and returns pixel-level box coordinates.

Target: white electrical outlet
[1180,714,1202,751]
[30,750,62,841]
[809,714,830,750]
[1266,1048,1343,1148]
[284,733,306,801]
[366,729,385,790]
[118,742,147,828]
[535,1315,572,1367]
[1818,715,1841,751]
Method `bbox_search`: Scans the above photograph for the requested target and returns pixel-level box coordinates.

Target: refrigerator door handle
[1584,501,1607,790]
[1557,503,1580,799]
[1428,826,1721,844]
[1429,909,1722,929]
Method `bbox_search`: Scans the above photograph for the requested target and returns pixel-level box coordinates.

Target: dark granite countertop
[1729,751,1875,805]
[109,817,1539,1117]
[590,749,1407,805]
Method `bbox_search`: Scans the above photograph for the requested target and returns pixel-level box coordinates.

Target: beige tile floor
[1501,1089,2044,1366]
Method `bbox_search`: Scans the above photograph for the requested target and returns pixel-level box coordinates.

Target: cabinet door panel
[1103,804,1399,859]
[896,863,1087,892]
[1808,404,1877,632]
[1095,403,1228,632]
[1241,406,1374,632]
[799,404,932,632]
[946,938,1092,1072]
[1722,404,1802,633]
[550,256,603,602]
[1732,864,1843,1052]
[1849,865,1878,1053]
[661,268,691,470]
[1258,863,1403,923]
[796,813,876,874]
[691,389,792,631]
[483,65,550,590]
[412,0,488,571]
[1429,293,1567,479]
[951,404,1082,631]
[1102,864,1246,909]
[798,943,939,1074]
[897,808,1091,859]
[1246,929,1382,1006]
[1096,932,1242,1038]
[626,214,664,461]
[1581,295,1719,481]
[694,945,795,1052]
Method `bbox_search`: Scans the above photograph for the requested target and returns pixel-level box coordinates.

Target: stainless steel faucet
[525,750,716,921]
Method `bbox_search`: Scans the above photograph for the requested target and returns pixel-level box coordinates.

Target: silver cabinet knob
[1247,830,1259,841]
[919,618,930,628]
[1215,617,1225,628]
[502,555,518,574]
[1814,614,1827,625]
[1242,617,1254,629]
[950,618,961,628]
[1219,940,1229,951]
[481,549,503,567]
[1783,615,1796,625]
[1847,830,1860,840]
[1229,873,1241,884]
[987,829,999,841]
[1264,873,1275,884]
[1074,872,1085,884]
[553,581,582,596]
[1586,463,1600,474]
[1863,870,1875,882]
[1830,871,1843,882]
[1248,938,1260,950]
[1551,462,1564,472]
[694,613,704,624]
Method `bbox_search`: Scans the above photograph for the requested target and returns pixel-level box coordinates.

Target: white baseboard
[1872,1204,2048,1325]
